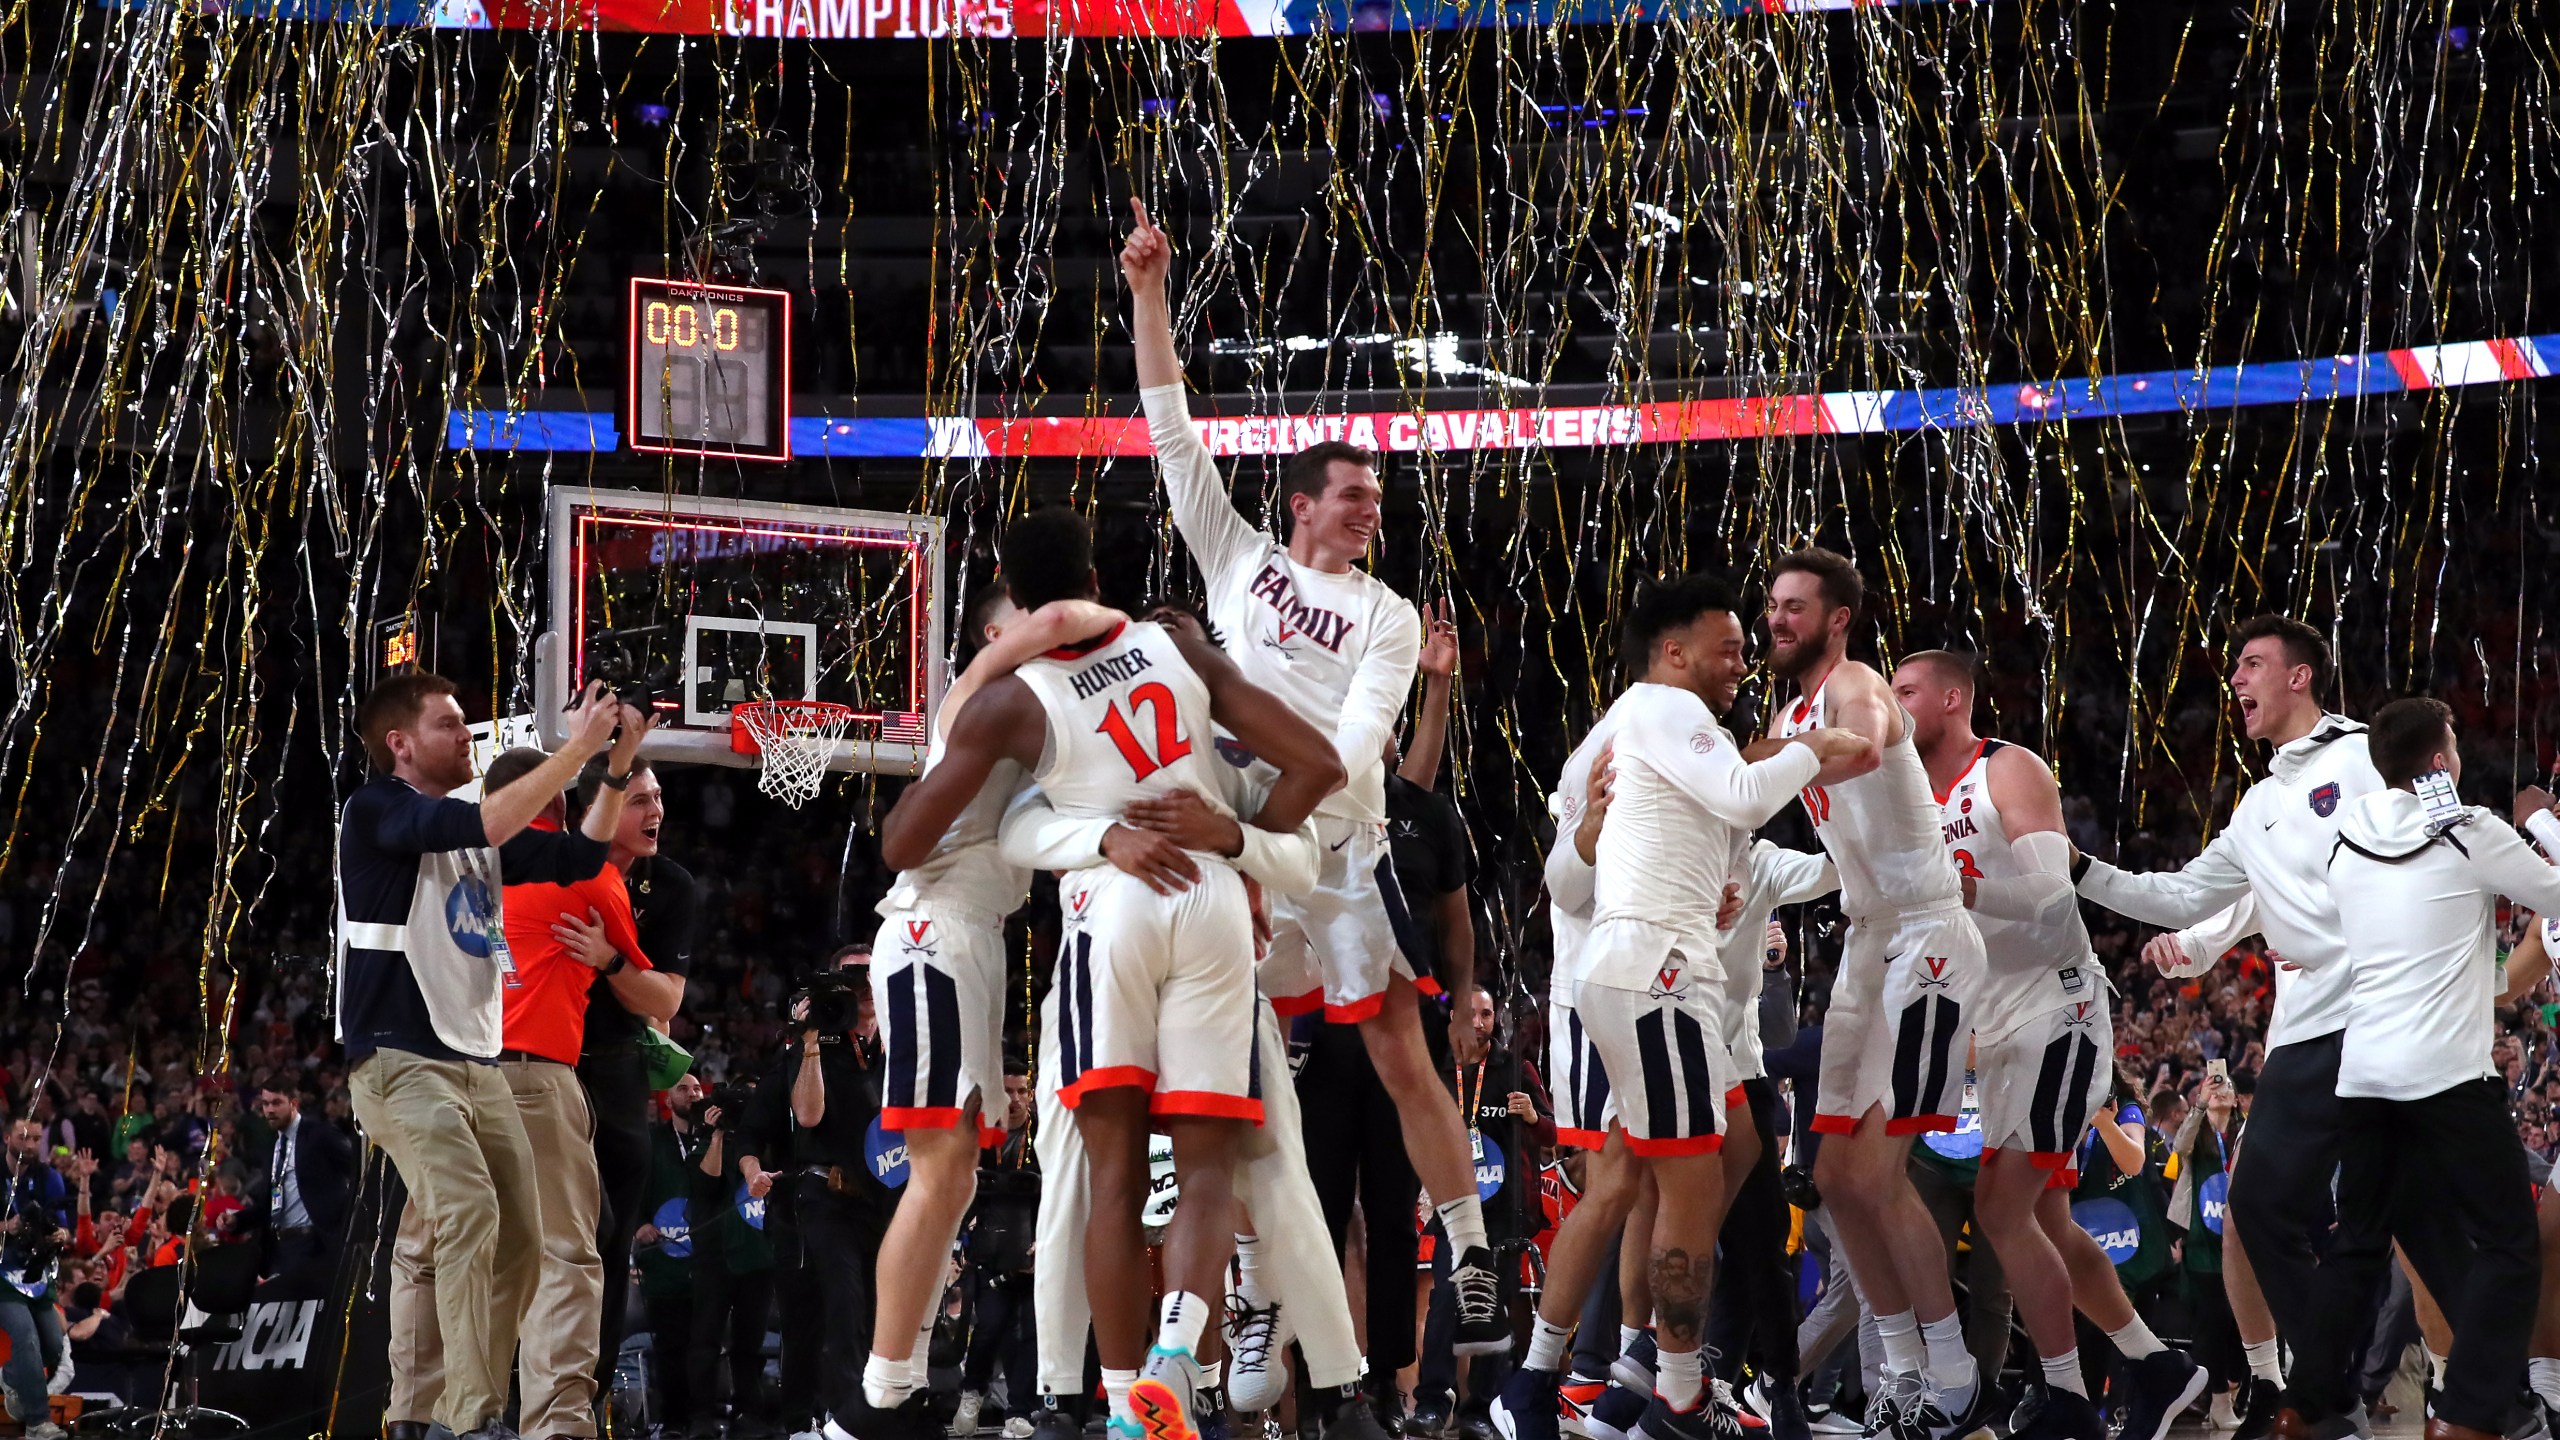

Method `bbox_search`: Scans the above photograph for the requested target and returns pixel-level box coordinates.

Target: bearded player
[880,509,1346,1440]
[1122,200,1510,1349]
[1498,575,1874,1440]
[1760,549,1991,1440]
[1892,652,2208,1440]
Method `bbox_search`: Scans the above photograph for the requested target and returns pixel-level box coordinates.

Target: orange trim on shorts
[1058,1065,1157,1107]
[1723,1084,1748,1108]
[1268,988,1326,1018]
[1982,1144,2077,1170]
[1556,1126,1610,1149]
[1323,993,1387,1024]
[1150,1089,1266,1123]
[881,1105,964,1130]
[1623,1132,1724,1157]
[1813,1112,1959,1136]
[1415,976,1445,998]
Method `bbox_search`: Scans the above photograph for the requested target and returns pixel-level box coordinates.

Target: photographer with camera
[746,945,899,1438]
[1,1118,75,1440]
[686,1074,779,1440]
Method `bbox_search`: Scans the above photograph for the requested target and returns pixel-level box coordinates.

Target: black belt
[273,1225,317,1239]
[497,1049,568,1065]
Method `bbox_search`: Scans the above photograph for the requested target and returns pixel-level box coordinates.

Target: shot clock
[626,277,791,462]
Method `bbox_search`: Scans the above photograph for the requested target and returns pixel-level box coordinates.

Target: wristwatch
[600,769,634,792]
[603,953,629,977]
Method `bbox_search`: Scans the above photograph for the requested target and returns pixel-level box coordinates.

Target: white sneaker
[953,1391,987,1436]
[1005,1419,1036,1439]
[2209,1389,2238,1431]
[1225,1294,1295,1412]
[26,1423,68,1440]
[1808,1410,1863,1436]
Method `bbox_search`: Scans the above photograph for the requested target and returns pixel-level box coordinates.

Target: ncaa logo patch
[2309,781,2341,817]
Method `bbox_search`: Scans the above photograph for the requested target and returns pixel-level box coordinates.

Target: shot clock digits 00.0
[626,277,792,462]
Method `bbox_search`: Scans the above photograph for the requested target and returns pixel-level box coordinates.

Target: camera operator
[746,946,899,1437]
[576,754,699,1398]
[0,1118,74,1439]
[687,1076,778,1439]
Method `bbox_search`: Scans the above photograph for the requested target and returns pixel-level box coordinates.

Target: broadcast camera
[791,964,869,1037]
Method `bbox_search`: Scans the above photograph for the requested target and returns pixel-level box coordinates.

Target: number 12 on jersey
[1095,682,1194,780]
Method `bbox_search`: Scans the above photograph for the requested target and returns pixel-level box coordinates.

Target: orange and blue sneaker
[1560,1379,1612,1439]
[1129,1346,1209,1440]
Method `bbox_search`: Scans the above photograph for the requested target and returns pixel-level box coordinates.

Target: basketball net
[731,700,855,808]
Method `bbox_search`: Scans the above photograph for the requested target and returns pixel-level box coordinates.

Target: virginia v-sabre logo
[1248,564,1357,655]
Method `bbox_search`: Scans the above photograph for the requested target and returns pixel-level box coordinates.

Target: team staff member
[248,1082,357,1277]
[2066,616,2377,1422]
[578,754,697,1399]
[636,1073,713,1438]
[338,673,645,1440]
[483,745,670,1440]
[2286,698,2559,1440]
[744,948,901,1440]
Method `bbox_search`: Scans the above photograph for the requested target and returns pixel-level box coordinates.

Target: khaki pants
[352,1049,540,1434]
[504,1058,606,1438]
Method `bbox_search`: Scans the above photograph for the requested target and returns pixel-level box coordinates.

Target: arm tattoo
[1650,1245,1707,1348]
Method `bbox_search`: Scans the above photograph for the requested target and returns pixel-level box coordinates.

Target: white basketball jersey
[880,735,1032,920]
[1013,620,1230,829]
[1774,669,1962,917]
[1546,707,1627,1003]
[1936,740,2096,1040]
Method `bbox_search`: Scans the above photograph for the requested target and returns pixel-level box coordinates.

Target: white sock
[1438,1194,1489,1257]
[1201,1360,1224,1389]
[1620,1324,1646,1356]
[1920,1312,1978,1398]
[2529,1357,2560,1409]
[2428,1350,2449,1391]
[2042,1351,2087,1399]
[1876,1311,1925,1378]
[2243,1339,2282,1385]
[1235,1233,1273,1308]
[913,1316,938,1385]
[1657,1345,1705,1413]
[1158,1290,1212,1357]
[1527,1316,1573,1373]
[1104,1368,1139,1427]
[865,1351,919,1410]
[2107,1317,2165,1360]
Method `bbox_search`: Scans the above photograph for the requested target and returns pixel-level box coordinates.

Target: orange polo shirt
[501,819,652,1065]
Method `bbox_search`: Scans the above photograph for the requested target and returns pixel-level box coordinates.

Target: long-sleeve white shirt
[2329,790,2560,1100]
[1142,384,1422,827]
[1541,707,1625,1008]
[995,759,1321,900]
[1589,684,1822,959]
[2075,716,2378,1050]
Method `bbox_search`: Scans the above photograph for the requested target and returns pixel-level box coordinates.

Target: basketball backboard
[535,487,945,775]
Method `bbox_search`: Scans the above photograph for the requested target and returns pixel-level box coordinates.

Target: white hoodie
[2075,716,2379,1050]
[2327,791,2560,1101]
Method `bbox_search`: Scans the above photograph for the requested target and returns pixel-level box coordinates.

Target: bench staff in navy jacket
[338,673,651,1440]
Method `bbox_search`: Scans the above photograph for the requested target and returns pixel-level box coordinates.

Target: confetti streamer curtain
[0,1,2553,1079]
